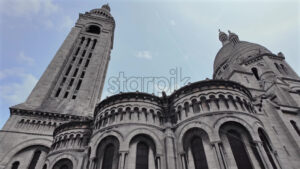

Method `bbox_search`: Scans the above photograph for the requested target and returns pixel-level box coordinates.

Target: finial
[102,3,111,12]
[219,29,228,46]
[228,30,239,45]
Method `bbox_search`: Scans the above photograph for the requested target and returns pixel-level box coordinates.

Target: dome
[213,40,272,73]
[89,4,113,19]
[102,4,111,12]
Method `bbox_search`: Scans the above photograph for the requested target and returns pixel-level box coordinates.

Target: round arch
[49,153,77,169]
[213,116,260,141]
[0,138,52,167]
[124,128,163,155]
[90,130,124,158]
[177,121,213,153]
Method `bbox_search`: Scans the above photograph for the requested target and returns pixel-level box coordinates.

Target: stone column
[180,154,187,169]
[252,141,269,169]
[164,122,177,169]
[127,143,137,169]
[119,151,128,169]
[149,148,156,169]
[156,156,161,169]
[213,142,226,169]
[257,142,273,169]
[187,147,195,169]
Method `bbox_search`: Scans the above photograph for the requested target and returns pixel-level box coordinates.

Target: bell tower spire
[12,5,115,117]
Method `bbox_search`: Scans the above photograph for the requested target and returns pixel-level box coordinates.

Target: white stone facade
[0,4,299,169]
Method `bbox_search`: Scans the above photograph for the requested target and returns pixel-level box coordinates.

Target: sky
[0,0,299,128]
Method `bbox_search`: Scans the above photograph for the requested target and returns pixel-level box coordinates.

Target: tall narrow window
[55,88,61,97]
[92,39,97,49]
[191,137,208,169]
[251,67,260,80]
[64,92,69,98]
[227,130,253,169]
[69,79,74,87]
[65,65,72,76]
[12,161,20,169]
[274,63,282,73]
[80,37,85,45]
[76,80,82,90]
[88,53,92,58]
[80,71,85,78]
[42,164,47,169]
[280,64,288,74]
[290,120,300,136]
[82,50,86,57]
[192,99,200,113]
[73,69,78,77]
[184,102,190,113]
[28,150,41,169]
[60,77,66,86]
[86,38,91,47]
[102,144,115,169]
[258,129,277,169]
[85,59,90,67]
[75,47,80,55]
[136,142,149,169]
[78,58,83,65]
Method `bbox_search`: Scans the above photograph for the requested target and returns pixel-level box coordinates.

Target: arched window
[258,129,277,169]
[53,158,73,169]
[11,161,19,169]
[42,164,47,169]
[280,64,288,74]
[28,150,41,169]
[274,63,282,73]
[251,67,260,80]
[290,120,300,136]
[86,25,100,34]
[96,136,120,169]
[191,137,208,169]
[192,99,200,113]
[227,130,253,169]
[92,39,97,49]
[136,142,149,169]
[102,144,115,169]
[184,102,190,113]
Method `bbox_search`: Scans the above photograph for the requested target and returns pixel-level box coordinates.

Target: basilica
[0,4,299,169]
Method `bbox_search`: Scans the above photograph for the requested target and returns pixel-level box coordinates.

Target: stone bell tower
[0,5,115,169]
[13,4,115,117]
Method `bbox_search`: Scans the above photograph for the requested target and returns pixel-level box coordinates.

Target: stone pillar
[156,156,161,169]
[253,141,269,169]
[257,142,273,169]
[149,148,156,169]
[187,147,195,169]
[180,154,187,169]
[213,142,226,169]
[164,122,177,169]
[127,143,137,169]
[119,151,128,169]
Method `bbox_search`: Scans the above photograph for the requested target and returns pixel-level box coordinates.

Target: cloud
[0,0,59,17]
[0,70,38,105]
[17,51,35,65]
[170,20,176,26]
[136,51,153,60]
